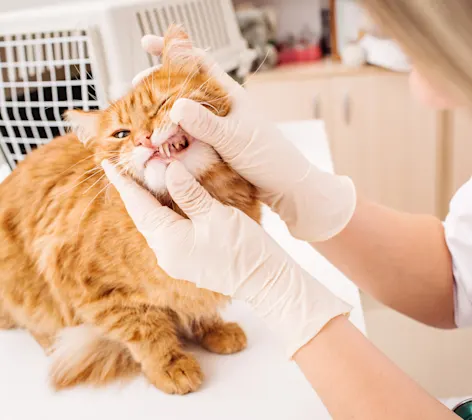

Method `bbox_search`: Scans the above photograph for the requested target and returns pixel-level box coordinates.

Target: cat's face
[66,27,231,200]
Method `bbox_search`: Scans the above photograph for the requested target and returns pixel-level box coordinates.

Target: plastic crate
[0,0,246,169]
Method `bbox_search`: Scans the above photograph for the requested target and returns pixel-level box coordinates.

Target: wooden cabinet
[246,79,332,123]
[246,64,442,215]
[327,75,377,203]
[329,74,440,214]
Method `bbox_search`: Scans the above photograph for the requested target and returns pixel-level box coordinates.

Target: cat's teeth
[158,145,164,156]
[163,143,171,158]
[174,143,181,151]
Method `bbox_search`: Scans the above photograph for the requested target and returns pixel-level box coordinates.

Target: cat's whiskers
[194,61,219,92]
[164,61,172,107]
[203,83,214,106]
[152,69,156,94]
[107,101,122,115]
[83,156,130,194]
[81,166,104,177]
[110,160,132,174]
[81,156,128,195]
[158,52,201,116]
[63,43,238,204]
[76,181,112,237]
[142,72,152,94]
[156,60,203,122]
[106,154,133,175]
[81,154,122,175]
[53,169,104,198]
[170,60,204,107]
[141,72,154,98]
[53,153,124,198]
[204,50,270,105]
[180,63,204,98]
[76,161,132,236]
[56,153,101,177]
[195,100,220,115]
[238,50,270,89]
[198,78,221,114]
[83,172,109,194]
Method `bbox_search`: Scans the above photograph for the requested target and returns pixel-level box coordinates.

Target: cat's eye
[112,130,131,139]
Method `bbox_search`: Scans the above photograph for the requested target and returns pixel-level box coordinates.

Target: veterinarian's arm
[103,160,456,420]
[314,199,454,328]
[294,315,456,420]
[172,88,455,328]
[136,35,454,329]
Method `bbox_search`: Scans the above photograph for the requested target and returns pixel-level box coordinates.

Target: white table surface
[0,120,365,420]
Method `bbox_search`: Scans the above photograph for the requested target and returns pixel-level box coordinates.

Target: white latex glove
[103,160,351,357]
[136,35,357,242]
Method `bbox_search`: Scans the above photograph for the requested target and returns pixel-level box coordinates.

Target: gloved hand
[135,35,357,242]
[103,160,351,357]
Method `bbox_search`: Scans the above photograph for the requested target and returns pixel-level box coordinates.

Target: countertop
[246,60,396,83]
[0,120,365,420]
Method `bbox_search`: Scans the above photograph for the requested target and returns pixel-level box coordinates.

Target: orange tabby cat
[0,26,260,394]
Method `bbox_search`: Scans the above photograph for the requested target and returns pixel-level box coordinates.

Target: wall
[0,0,76,13]
[233,0,365,54]
[3,0,363,50]
[234,0,324,40]
[363,293,472,398]
[335,0,364,53]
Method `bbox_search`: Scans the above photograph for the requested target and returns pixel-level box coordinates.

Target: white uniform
[444,177,472,327]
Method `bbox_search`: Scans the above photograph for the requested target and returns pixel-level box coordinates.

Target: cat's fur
[0,26,260,394]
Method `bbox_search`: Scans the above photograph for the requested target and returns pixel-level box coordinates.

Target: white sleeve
[444,177,472,327]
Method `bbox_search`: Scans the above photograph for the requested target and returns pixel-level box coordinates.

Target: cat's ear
[64,109,101,144]
[162,24,203,74]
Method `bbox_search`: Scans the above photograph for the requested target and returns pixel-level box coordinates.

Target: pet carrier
[0,0,247,169]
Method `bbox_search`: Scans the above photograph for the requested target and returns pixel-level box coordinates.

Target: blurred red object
[278,44,322,65]
[278,48,296,64]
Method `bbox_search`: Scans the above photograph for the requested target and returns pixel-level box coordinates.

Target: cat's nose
[134,132,152,148]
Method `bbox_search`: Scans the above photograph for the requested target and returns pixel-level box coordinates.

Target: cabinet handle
[313,95,320,119]
[343,93,351,125]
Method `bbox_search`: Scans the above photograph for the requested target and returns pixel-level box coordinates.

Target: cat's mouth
[145,131,193,166]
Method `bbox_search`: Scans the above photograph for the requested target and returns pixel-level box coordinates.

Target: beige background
[363,292,472,398]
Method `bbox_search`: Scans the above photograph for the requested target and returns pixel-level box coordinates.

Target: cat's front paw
[201,322,247,355]
[144,352,203,395]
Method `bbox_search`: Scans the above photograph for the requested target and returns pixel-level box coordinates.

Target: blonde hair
[361,0,472,105]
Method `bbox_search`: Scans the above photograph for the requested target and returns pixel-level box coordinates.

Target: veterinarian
[103,2,471,419]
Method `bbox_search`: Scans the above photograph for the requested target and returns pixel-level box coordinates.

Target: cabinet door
[245,79,332,123]
[450,109,472,198]
[329,74,440,215]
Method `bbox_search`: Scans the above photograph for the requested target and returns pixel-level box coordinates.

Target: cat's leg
[0,304,58,355]
[1,281,66,354]
[0,313,16,330]
[0,297,53,353]
[78,302,203,394]
[30,331,55,354]
[0,278,66,357]
[190,314,247,355]
[0,300,16,330]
